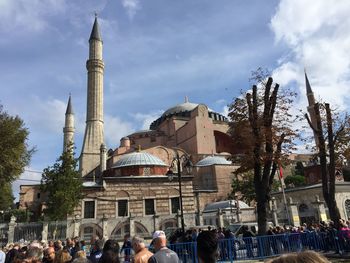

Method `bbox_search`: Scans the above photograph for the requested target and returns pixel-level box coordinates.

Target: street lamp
[167,152,193,236]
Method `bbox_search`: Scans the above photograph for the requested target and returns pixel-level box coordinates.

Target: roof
[305,71,313,94]
[89,17,102,41]
[162,102,203,117]
[112,151,168,168]
[204,200,250,212]
[195,155,232,167]
[65,95,73,115]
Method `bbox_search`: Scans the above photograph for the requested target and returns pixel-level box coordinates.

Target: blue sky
[2,0,350,198]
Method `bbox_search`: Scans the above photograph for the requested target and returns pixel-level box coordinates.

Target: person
[197,231,219,263]
[88,239,103,263]
[24,246,44,263]
[148,230,179,263]
[43,247,56,263]
[99,239,120,263]
[242,225,254,258]
[54,249,72,263]
[120,234,132,263]
[131,236,153,263]
[266,250,330,263]
[5,243,20,263]
[0,246,6,263]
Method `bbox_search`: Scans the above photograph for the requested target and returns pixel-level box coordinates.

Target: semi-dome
[112,152,167,169]
[195,155,232,167]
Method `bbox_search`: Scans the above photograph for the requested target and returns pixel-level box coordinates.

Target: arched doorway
[79,223,102,243]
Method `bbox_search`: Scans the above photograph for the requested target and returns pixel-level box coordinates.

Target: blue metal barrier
[166,230,350,262]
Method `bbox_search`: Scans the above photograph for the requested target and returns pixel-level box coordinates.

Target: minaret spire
[80,17,105,176]
[63,95,75,152]
[305,70,318,146]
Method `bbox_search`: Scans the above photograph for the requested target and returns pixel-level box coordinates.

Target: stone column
[287,197,300,226]
[270,197,278,226]
[177,210,181,228]
[312,195,328,222]
[8,216,16,243]
[217,209,224,228]
[129,216,135,238]
[198,212,204,226]
[101,216,108,241]
[73,215,81,238]
[153,214,159,233]
[42,221,49,241]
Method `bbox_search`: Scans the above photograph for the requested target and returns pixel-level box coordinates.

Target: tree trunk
[256,186,268,235]
[325,104,341,224]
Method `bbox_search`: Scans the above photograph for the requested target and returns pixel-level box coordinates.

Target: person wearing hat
[148,230,179,263]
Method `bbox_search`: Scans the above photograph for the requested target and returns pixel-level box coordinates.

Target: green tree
[0,182,14,211]
[294,161,304,176]
[230,171,280,204]
[284,175,306,188]
[41,148,83,220]
[0,105,34,183]
[228,72,298,235]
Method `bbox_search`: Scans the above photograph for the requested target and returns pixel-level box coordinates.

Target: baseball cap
[152,230,166,240]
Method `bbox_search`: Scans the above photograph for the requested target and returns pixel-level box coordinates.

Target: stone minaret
[80,17,105,176]
[63,95,75,152]
[305,71,319,146]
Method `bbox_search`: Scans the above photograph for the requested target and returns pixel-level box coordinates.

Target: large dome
[195,156,232,167]
[112,152,168,169]
[162,102,202,117]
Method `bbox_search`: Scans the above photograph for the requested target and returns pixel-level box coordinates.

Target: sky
[2,0,350,199]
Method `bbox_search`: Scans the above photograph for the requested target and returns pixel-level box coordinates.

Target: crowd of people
[0,219,348,263]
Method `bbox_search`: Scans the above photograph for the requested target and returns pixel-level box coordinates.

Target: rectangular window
[118,200,128,217]
[84,201,95,219]
[145,199,155,215]
[171,197,180,214]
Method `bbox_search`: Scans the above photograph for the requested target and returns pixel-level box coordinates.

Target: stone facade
[271,182,350,225]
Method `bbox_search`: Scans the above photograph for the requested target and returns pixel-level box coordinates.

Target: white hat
[152,230,166,240]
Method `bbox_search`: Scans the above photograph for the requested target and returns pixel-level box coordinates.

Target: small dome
[203,200,250,212]
[112,152,167,168]
[162,102,201,117]
[195,156,232,167]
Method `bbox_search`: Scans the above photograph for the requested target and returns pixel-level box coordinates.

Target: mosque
[19,17,247,241]
[19,17,350,242]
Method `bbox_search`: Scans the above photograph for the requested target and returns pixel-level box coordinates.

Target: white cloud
[132,110,163,130]
[104,114,134,148]
[270,0,350,110]
[0,0,66,34]
[122,0,141,19]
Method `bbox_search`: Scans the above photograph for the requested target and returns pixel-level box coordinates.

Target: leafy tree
[0,182,14,211]
[41,147,83,221]
[294,161,304,176]
[0,105,34,183]
[228,72,298,235]
[230,171,280,204]
[284,175,306,188]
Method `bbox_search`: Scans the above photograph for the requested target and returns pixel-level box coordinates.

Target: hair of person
[131,236,144,246]
[26,246,43,261]
[266,251,330,263]
[196,230,219,263]
[54,249,72,263]
[103,239,119,254]
[75,250,86,258]
[72,258,90,263]
[99,250,120,263]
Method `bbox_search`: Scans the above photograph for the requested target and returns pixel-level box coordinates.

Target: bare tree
[229,75,297,235]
